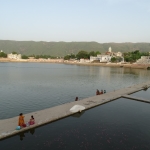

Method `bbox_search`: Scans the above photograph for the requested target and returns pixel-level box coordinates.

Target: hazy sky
[0,0,150,42]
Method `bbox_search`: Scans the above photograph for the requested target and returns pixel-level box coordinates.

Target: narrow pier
[122,95,150,103]
[0,81,150,140]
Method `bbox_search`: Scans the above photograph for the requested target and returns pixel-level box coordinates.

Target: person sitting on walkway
[75,97,78,101]
[96,89,100,95]
[29,115,35,125]
[18,113,25,127]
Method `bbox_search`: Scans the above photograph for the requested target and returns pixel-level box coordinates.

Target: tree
[123,50,146,62]
[12,51,18,54]
[89,51,96,56]
[95,51,100,55]
[76,51,89,59]
[64,54,76,60]
[64,55,71,60]
[22,55,28,59]
[35,55,40,59]
[89,51,101,57]
[111,57,117,62]
[0,52,7,58]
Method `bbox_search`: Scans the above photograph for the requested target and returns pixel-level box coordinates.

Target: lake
[0,62,150,150]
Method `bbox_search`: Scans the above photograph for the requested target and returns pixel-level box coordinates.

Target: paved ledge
[122,95,150,103]
[0,82,150,140]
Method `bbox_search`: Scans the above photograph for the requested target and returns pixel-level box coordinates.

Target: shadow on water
[19,128,35,141]
[71,111,85,118]
[0,128,36,142]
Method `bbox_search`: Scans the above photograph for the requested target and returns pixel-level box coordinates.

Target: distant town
[0,47,150,65]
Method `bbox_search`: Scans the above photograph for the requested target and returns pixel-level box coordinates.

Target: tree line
[111,50,149,63]
[1,50,149,63]
[22,54,58,59]
[64,50,150,63]
[0,51,58,59]
[64,51,100,60]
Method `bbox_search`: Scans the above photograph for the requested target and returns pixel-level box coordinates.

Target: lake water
[0,62,150,119]
[1,62,150,150]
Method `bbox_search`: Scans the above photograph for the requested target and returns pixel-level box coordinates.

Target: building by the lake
[7,53,22,59]
[136,56,150,64]
[90,47,123,63]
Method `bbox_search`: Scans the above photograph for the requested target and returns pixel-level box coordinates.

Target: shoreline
[0,58,150,69]
[64,62,150,69]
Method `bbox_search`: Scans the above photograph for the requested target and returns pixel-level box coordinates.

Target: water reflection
[72,111,85,118]
[19,128,35,141]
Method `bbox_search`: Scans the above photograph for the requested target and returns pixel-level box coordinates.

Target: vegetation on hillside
[1,40,150,57]
[1,40,150,63]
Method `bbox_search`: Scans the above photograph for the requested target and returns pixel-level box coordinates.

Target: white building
[108,47,112,52]
[136,56,150,64]
[90,56,99,62]
[114,51,122,57]
[97,54,112,63]
[89,47,123,63]
[7,53,22,59]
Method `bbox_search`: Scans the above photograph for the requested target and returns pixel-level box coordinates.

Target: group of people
[74,89,106,101]
[18,113,35,128]
[96,89,106,95]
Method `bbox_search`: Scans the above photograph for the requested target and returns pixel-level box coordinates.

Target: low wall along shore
[0,82,150,140]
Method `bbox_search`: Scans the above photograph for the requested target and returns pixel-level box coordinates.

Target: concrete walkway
[0,81,150,140]
[122,95,150,103]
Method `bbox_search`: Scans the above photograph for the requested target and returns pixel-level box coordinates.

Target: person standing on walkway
[96,89,100,95]
[18,113,25,127]
[75,97,78,101]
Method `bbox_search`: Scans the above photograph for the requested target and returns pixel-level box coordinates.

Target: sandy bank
[0,58,150,69]
[64,62,150,69]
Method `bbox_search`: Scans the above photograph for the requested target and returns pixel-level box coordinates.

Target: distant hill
[0,40,150,56]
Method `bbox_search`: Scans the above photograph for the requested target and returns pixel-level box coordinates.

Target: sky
[0,0,150,43]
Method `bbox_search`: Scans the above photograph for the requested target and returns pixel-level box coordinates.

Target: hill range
[0,40,150,57]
